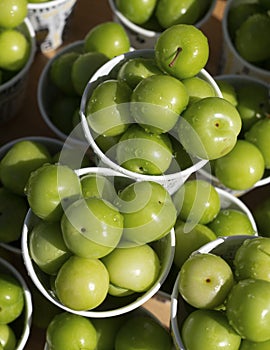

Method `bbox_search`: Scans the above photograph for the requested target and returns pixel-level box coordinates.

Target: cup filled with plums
[221,0,270,82]
[171,233,270,350]
[108,0,217,49]
[0,0,36,123]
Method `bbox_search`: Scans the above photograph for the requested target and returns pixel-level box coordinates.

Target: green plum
[0,0,27,29]
[240,338,270,350]
[181,309,241,350]
[208,209,256,237]
[115,124,173,175]
[0,323,16,350]
[178,96,242,160]
[80,174,116,203]
[0,29,30,71]
[115,0,157,25]
[102,244,160,292]
[0,140,52,196]
[71,51,109,96]
[214,140,265,190]
[155,24,209,79]
[117,57,162,90]
[179,253,234,309]
[226,278,270,342]
[235,14,270,63]
[115,315,173,350]
[86,79,133,137]
[46,312,97,350]
[0,272,24,324]
[25,163,82,222]
[0,187,28,243]
[84,22,130,59]
[182,75,217,105]
[245,118,270,169]
[29,220,71,275]
[233,237,270,282]
[115,180,177,245]
[216,80,238,107]
[55,256,109,311]
[130,74,189,134]
[61,197,123,259]
[173,179,221,225]
[173,219,217,269]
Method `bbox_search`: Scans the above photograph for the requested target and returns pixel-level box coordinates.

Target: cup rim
[21,166,176,318]
[0,256,32,350]
[27,0,75,9]
[222,0,270,78]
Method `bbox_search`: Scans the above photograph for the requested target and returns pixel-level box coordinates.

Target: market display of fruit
[0,1,270,349]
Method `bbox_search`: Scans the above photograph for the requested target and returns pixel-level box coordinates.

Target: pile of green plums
[0,266,26,350]
[45,21,131,139]
[0,0,31,86]
[175,235,270,350]
[45,308,173,350]
[114,0,215,31]
[24,163,177,312]
[84,23,243,177]
[226,0,270,72]
[205,76,270,191]
[172,178,257,270]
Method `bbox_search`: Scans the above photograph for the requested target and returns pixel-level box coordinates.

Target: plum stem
[169,47,182,68]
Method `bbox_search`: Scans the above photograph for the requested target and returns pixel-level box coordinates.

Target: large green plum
[0,323,16,350]
[46,312,97,350]
[115,180,177,245]
[0,272,24,324]
[179,253,234,309]
[173,219,217,269]
[29,220,71,275]
[155,24,209,79]
[130,74,189,134]
[55,256,109,311]
[102,244,160,292]
[181,309,241,350]
[173,179,220,225]
[115,0,157,25]
[0,187,28,243]
[182,75,217,105]
[25,163,82,222]
[61,197,123,259]
[0,0,28,29]
[0,140,51,196]
[115,315,173,350]
[226,278,270,342]
[84,22,130,59]
[208,209,256,237]
[80,174,116,203]
[214,140,265,190]
[86,79,133,137]
[240,338,270,350]
[233,237,270,282]
[115,124,173,175]
[178,96,242,160]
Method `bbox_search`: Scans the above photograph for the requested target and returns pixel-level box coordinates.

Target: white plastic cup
[80,49,223,195]
[0,136,64,255]
[27,0,77,53]
[0,18,36,124]
[221,0,270,83]
[0,256,32,350]
[21,166,176,318]
[198,74,270,197]
[108,0,217,49]
[170,234,258,350]
[37,40,88,146]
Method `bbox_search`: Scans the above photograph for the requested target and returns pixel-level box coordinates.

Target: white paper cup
[0,136,64,255]
[108,0,217,49]
[21,166,176,318]
[198,74,270,197]
[0,256,32,350]
[221,0,270,83]
[0,18,36,124]
[171,234,257,350]
[38,40,88,146]
[80,49,223,195]
[27,0,77,53]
